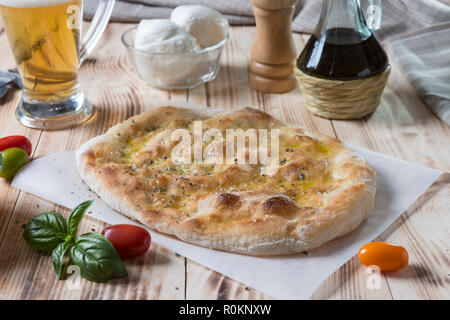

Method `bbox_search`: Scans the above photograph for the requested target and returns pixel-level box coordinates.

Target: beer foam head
[0,0,75,8]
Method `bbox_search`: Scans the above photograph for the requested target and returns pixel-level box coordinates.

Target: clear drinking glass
[0,0,115,130]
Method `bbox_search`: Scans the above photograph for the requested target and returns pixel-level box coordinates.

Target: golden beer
[0,0,82,103]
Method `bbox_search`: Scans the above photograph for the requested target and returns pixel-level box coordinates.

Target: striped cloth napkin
[85,0,450,124]
[388,22,450,125]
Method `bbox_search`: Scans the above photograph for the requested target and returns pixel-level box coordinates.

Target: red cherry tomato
[358,241,409,272]
[102,224,151,259]
[0,136,32,156]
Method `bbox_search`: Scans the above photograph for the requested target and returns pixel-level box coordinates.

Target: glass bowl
[121,24,229,90]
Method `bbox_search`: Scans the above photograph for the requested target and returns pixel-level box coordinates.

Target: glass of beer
[0,0,115,129]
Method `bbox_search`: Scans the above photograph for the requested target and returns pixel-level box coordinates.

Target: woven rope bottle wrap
[294,65,391,120]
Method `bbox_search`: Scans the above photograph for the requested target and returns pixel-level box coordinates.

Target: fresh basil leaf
[70,233,127,282]
[52,241,72,280]
[68,200,93,237]
[23,212,68,251]
[56,232,69,242]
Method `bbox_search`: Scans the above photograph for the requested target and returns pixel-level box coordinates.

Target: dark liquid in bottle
[297,28,388,80]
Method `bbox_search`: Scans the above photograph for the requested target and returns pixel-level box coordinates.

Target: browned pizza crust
[76,106,376,255]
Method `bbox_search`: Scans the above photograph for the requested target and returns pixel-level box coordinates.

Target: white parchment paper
[12,145,442,300]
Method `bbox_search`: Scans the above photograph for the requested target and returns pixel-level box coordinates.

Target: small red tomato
[358,241,409,272]
[0,135,32,156]
[102,224,151,259]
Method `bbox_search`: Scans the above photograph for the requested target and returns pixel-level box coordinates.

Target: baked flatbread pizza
[76,106,376,255]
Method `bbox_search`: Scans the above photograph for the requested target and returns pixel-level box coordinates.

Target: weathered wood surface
[0,23,448,300]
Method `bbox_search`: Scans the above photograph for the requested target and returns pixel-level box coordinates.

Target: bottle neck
[315,0,372,42]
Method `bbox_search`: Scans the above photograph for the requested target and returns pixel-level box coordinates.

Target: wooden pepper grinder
[249,0,298,93]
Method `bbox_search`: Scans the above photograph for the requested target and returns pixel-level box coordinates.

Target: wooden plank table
[0,23,449,300]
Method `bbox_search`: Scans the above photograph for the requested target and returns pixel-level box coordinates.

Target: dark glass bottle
[297,0,388,81]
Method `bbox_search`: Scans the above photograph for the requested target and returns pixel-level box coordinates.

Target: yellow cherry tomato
[358,241,409,272]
